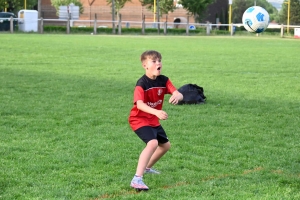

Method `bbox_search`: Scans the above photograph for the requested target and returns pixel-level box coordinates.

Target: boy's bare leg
[146,141,171,169]
[135,139,159,176]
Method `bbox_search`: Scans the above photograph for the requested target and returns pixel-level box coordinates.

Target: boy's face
[142,56,162,80]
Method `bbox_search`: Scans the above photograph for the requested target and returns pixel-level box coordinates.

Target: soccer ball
[242,6,270,33]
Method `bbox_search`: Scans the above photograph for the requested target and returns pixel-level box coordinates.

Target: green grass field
[1,34,300,199]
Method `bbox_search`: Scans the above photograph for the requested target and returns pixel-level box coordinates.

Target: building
[41,0,228,27]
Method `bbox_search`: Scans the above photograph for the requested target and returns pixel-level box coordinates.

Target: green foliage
[106,0,132,22]
[279,0,300,25]
[178,0,214,22]
[0,0,37,14]
[107,0,132,13]
[42,25,206,35]
[50,0,84,16]
[231,0,278,23]
[38,25,291,36]
[1,34,300,199]
[139,0,176,15]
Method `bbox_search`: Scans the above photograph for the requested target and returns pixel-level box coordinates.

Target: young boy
[128,50,183,191]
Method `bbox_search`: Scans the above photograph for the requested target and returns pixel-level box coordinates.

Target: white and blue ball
[242,6,270,33]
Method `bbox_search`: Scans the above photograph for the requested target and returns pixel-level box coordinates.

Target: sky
[266,0,284,10]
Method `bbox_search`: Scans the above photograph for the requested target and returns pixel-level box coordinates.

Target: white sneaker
[144,168,160,174]
[130,176,149,191]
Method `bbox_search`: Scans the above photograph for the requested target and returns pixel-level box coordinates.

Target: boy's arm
[136,100,168,120]
[169,90,183,105]
[166,79,183,105]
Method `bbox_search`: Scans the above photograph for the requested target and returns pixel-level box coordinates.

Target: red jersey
[128,75,177,131]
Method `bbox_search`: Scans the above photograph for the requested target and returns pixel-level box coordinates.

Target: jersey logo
[157,89,163,96]
[147,100,162,108]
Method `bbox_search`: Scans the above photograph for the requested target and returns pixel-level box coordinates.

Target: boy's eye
[152,60,161,63]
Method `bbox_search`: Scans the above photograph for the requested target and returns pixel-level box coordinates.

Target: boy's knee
[147,139,158,148]
[161,141,171,151]
[166,142,171,150]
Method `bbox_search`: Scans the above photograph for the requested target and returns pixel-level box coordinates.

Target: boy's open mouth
[157,67,161,70]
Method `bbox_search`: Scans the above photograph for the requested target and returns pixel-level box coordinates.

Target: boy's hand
[169,91,183,105]
[155,110,168,120]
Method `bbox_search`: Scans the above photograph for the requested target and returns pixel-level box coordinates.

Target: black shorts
[134,125,169,144]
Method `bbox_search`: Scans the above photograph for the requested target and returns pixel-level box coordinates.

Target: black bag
[178,84,206,105]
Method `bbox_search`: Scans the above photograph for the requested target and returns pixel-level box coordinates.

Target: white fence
[1,16,300,38]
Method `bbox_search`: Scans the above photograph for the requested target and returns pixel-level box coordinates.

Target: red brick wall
[41,0,228,26]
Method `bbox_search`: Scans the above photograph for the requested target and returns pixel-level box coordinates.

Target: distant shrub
[42,25,284,36]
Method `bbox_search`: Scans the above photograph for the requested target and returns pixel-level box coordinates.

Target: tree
[231,0,278,23]
[139,0,176,16]
[50,0,84,16]
[279,0,300,25]
[107,0,132,21]
[0,0,37,14]
[178,0,214,22]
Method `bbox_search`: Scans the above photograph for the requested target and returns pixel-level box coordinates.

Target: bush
[41,25,284,36]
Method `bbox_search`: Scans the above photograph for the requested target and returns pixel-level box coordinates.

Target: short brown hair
[140,50,162,62]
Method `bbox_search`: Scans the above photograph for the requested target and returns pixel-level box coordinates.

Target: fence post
[164,15,168,35]
[93,14,97,35]
[142,15,145,35]
[118,14,122,35]
[66,13,70,34]
[230,23,233,36]
[164,22,167,35]
[280,24,284,38]
[10,16,14,33]
[206,22,210,35]
[186,16,189,36]
[40,17,44,34]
